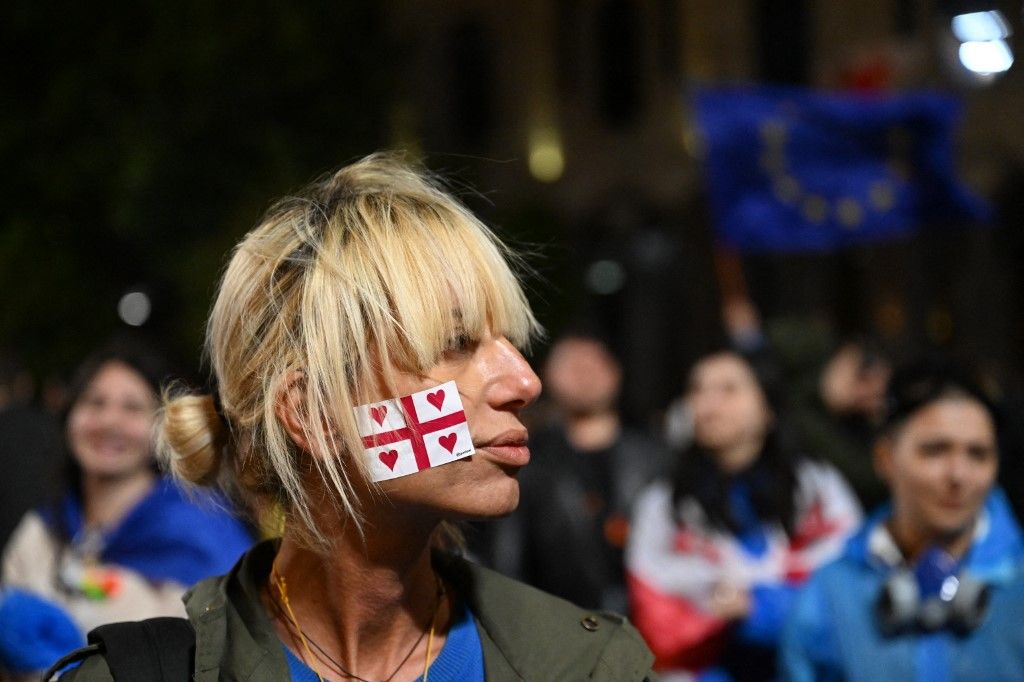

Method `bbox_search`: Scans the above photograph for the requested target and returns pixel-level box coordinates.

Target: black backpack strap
[43,643,103,680]
[48,617,196,681]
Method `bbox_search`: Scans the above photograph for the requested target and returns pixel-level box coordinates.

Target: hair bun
[158,392,229,486]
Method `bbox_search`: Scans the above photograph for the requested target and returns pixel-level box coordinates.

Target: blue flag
[693,85,992,253]
[42,477,254,587]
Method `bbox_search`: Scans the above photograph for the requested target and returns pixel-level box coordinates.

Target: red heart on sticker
[439,433,457,453]
[379,449,399,470]
[426,390,445,411]
[370,405,388,426]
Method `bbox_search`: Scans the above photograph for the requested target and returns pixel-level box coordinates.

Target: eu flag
[693,86,992,253]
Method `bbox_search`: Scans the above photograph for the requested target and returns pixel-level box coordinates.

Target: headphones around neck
[875,547,991,636]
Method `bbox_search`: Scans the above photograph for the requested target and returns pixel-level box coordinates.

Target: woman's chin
[444,478,521,521]
[79,459,152,482]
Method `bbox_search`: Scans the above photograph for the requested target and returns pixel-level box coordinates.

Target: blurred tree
[1,1,393,380]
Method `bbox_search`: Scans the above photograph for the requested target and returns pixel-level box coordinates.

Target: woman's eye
[80,396,105,411]
[444,333,476,354]
[123,400,151,415]
[919,441,950,457]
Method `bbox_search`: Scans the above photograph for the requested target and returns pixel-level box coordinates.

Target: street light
[944,8,1014,83]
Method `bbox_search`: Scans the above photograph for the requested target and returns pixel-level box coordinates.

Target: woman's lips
[477,444,531,467]
[476,430,530,467]
[86,437,128,457]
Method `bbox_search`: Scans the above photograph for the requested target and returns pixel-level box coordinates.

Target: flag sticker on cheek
[352,380,475,482]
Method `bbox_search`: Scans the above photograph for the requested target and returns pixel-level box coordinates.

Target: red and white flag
[353,380,475,482]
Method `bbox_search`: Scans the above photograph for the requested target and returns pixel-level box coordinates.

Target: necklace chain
[270,564,443,682]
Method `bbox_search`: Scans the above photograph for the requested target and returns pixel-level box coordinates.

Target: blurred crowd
[3,324,1024,680]
[469,327,1024,681]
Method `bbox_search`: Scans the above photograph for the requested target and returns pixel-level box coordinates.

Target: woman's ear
[275,370,314,453]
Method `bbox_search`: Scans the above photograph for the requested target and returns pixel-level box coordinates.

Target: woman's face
[688,354,772,456]
[544,338,621,415]
[878,398,998,544]
[67,361,158,481]
[377,329,542,520]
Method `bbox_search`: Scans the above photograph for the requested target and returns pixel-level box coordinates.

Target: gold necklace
[271,565,443,682]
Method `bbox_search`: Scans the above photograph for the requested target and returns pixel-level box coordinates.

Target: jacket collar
[184,540,649,681]
[845,488,1024,585]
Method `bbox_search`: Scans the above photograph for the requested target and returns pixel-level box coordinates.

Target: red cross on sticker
[352,380,475,481]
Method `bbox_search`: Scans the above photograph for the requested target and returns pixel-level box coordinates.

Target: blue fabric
[728,479,770,558]
[914,547,961,598]
[0,588,84,673]
[737,583,799,647]
[693,85,992,253]
[781,488,1024,682]
[40,477,254,587]
[284,646,320,682]
[916,633,951,682]
[284,601,485,682]
[697,667,736,682]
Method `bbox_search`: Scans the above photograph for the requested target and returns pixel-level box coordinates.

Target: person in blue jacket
[781,361,1024,681]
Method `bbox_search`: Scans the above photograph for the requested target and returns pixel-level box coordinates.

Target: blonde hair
[158,153,541,548]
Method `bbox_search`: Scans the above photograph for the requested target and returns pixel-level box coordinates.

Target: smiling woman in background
[0,341,254,677]
[58,154,655,681]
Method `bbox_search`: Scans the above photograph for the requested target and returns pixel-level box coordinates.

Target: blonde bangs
[320,193,540,379]
[385,202,540,366]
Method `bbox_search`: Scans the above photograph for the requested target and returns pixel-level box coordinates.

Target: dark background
[4,0,1024,425]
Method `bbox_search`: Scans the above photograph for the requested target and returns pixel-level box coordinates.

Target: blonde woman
[58,155,655,681]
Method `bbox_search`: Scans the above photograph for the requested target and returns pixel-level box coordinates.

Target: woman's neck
[887,514,977,564]
[81,469,157,529]
[714,439,762,476]
[268,509,450,681]
[565,410,620,452]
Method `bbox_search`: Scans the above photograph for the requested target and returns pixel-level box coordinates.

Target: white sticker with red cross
[352,381,474,482]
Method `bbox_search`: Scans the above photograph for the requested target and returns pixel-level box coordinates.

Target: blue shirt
[284,601,484,682]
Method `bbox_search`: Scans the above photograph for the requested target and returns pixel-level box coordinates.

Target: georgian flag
[353,380,474,482]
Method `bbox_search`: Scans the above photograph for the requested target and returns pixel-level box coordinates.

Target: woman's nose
[947,451,972,485]
[488,337,542,411]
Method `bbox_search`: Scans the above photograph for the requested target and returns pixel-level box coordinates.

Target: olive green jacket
[65,540,655,680]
